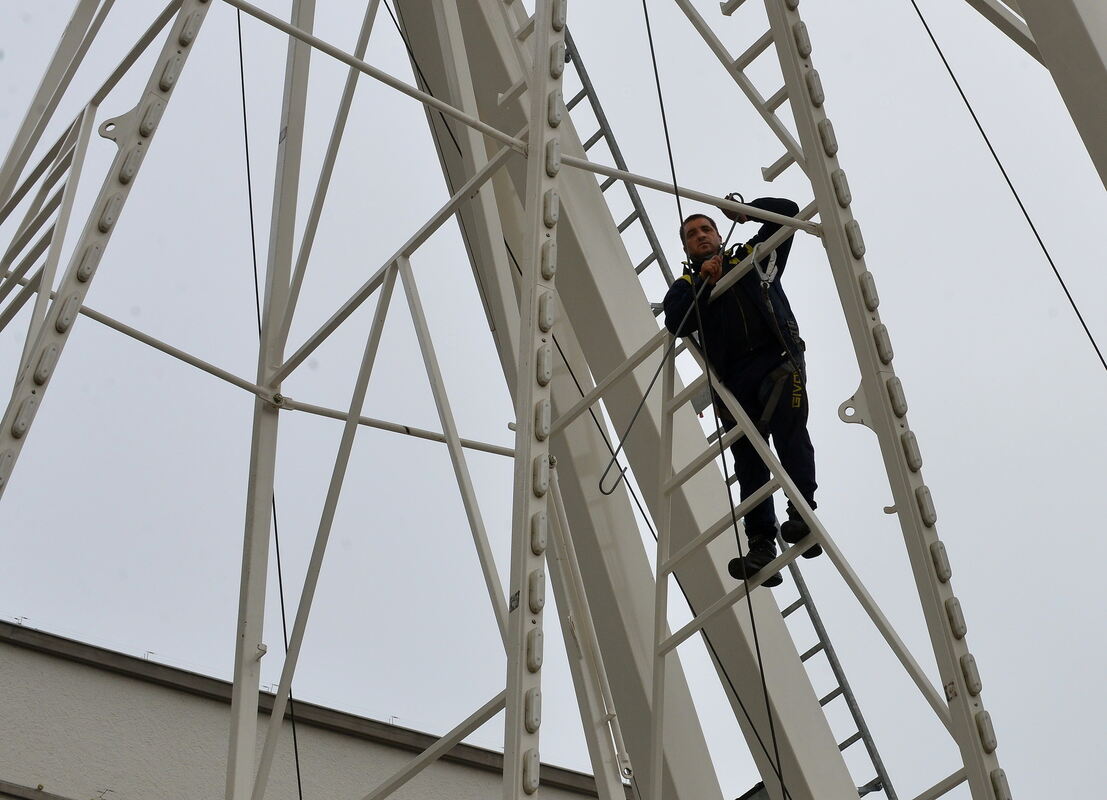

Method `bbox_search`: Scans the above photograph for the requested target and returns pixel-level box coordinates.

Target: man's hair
[680,213,719,243]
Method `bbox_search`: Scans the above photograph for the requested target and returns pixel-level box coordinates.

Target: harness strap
[757,362,794,435]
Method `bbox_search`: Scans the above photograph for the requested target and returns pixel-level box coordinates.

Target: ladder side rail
[0,122,76,228]
[670,0,805,171]
[0,0,215,500]
[16,107,96,378]
[563,28,675,284]
[1,117,81,275]
[763,1,1007,796]
[0,0,105,208]
[679,323,954,731]
[782,556,899,799]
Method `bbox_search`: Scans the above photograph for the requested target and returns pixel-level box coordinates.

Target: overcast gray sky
[1,1,1105,798]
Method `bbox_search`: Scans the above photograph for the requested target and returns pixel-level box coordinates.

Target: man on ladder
[663,197,821,587]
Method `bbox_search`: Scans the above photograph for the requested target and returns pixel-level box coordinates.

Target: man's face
[682,217,721,260]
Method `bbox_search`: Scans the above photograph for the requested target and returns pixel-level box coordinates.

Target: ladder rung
[659,540,808,655]
[617,210,639,233]
[765,85,788,112]
[819,686,844,707]
[583,129,605,152]
[515,14,535,41]
[727,471,739,486]
[600,175,618,192]
[667,373,707,414]
[566,87,588,111]
[761,151,796,182]
[720,0,750,16]
[660,478,779,576]
[497,79,526,108]
[800,642,824,662]
[663,427,745,494]
[838,731,863,751]
[781,597,806,618]
[635,252,658,274]
[734,30,774,71]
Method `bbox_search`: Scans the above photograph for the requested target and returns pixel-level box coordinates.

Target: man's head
[680,213,722,261]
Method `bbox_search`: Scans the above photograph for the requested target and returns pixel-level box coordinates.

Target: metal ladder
[561,25,897,799]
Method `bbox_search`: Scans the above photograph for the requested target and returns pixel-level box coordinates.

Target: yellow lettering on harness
[791,372,803,408]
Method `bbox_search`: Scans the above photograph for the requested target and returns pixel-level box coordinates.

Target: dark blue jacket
[663,197,804,384]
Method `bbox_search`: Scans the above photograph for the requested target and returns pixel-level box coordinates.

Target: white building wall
[0,623,616,800]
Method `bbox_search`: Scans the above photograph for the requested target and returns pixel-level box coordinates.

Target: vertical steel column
[0,0,213,500]
[501,0,567,795]
[764,1,1009,798]
[225,2,315,798]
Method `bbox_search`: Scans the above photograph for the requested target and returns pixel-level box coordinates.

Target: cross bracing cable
[236,13,306,799]
[907,0,1106,372]
[637,1,789,796]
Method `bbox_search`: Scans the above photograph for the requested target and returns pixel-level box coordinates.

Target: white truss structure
[2,1,1104,799]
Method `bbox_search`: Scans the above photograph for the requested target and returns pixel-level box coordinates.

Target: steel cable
[907,0,1106,372]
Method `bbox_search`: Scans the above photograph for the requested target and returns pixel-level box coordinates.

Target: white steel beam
[270,145,515,385]
[400,258,508,644]
[16,107,95,375]
[547,470,634,796]
[501,1,565,795]
[222,0,526,155]
[226,1,316,798]
[763,0,1007,796]
[0,0,105,207]
[0,1,214,500]
[397,2,829,797]
[274,0,382,357]
[360,691,509,800]
[1018,0,1107,190]
[249,264,396,800]
[962,0,1041,62]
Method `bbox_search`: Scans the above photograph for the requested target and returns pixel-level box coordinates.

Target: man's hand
[721,192,748,224]
[699,254,723,285]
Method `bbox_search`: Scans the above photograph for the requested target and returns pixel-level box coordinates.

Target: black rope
[640,0,683,223]
[907,0,1106,372]
[638,2,788,795]
[236,13,305,799]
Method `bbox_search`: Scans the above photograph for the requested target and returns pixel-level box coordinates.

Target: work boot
[728,537,783,587]
[780,507,822,559]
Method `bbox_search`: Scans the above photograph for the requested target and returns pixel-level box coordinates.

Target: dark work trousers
[717,346,817,542]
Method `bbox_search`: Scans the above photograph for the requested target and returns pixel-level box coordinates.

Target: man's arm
[736,197,801,277]
[663,273,708,336]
